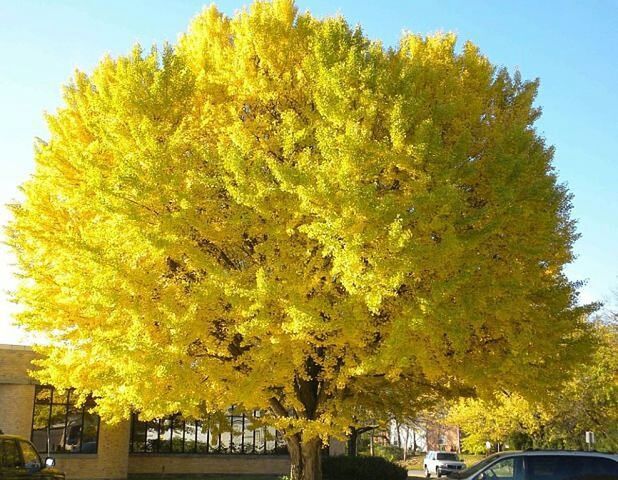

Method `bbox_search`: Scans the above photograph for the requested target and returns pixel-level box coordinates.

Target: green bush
[323,455,407,480]
[373,444,403,461]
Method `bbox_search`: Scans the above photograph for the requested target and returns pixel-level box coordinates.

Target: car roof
[487,450,618,460]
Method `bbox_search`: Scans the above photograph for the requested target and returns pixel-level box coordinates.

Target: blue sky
[1,0,617,343]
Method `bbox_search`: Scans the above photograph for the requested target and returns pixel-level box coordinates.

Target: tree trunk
[287,434,323,480]
[395,419,401,447]
[347,427,358,457]
[403,426,410,461]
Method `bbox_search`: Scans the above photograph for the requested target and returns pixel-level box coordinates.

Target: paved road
[408,470,425,478]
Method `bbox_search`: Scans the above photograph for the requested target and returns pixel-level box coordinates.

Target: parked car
[0,434,65,479]
[447,450,618,480]
[424,450,467,477]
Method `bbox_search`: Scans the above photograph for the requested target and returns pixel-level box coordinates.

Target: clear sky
[1,0,617,344]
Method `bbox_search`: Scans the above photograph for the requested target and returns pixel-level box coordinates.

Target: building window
[31,385,100,454]
[129,408,288,455]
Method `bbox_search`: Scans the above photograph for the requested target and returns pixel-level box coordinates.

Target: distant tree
[448,318,617,453]
[8,1,594,479]
[449,391,545,453]
[547,317,617,451]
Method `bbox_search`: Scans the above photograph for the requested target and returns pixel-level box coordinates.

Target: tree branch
[269,397,289,417]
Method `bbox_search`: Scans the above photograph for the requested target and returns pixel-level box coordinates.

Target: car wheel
[425,466,431,478]
[436,467,442,478]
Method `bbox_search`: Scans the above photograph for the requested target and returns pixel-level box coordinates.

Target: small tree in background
[8,1,594,479]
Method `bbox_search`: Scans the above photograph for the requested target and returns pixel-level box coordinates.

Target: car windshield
[437,453,460,461]
[455,453,509,477]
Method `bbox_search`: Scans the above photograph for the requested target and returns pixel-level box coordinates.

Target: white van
[424,451,466,477]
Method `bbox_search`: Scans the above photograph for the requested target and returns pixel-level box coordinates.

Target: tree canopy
[8,1,593,478]
[448,317,617,453]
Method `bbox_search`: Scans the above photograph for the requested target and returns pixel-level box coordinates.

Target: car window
[569,456,618,479]
[526,455,601,480]
[477,457,523,480]
[517,455,618,480]
[526,455,566,480]
[437,452,460,461]
[19,440,41,469]
[461,454,508,477]
[0,439,24,468]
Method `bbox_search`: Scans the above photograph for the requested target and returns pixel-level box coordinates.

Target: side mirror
[44,457,56,468]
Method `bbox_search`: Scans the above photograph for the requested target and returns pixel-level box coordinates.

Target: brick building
[424,418,460,453]
[0,344,344,479]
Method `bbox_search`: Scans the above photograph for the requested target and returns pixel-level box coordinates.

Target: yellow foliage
[8,0,593,449]
[448,322,617,453]
[448,393,547,453]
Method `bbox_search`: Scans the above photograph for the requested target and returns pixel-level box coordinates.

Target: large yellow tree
[8,1,593,479]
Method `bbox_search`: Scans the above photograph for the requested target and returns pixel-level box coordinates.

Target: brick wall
[53,421,131,480]
[425,422,460,452]
[128,454,290,476]
[329,438,346,456]
[0,345,38,437]
[0,344,38,384]
[0,383,36,437]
